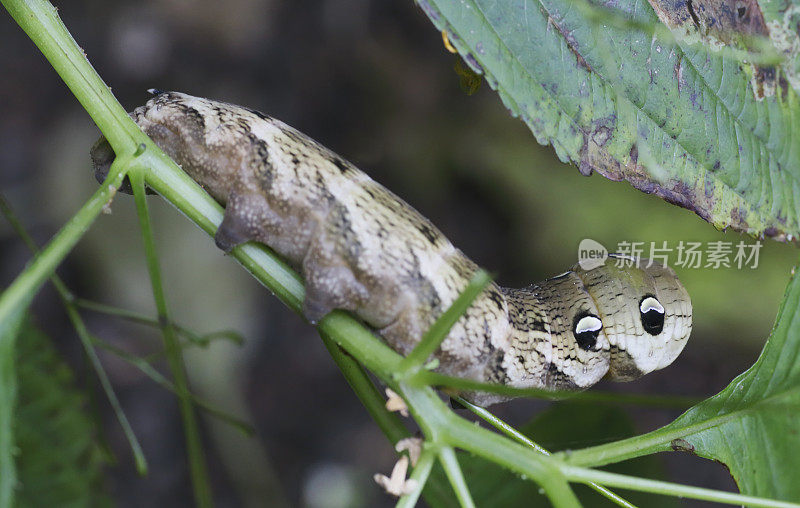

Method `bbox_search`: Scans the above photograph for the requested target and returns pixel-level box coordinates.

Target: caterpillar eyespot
[90,91,693,406]
[640,295,666,335]
[573,314,603,351]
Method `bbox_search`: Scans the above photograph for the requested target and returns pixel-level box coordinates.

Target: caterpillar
[91,91,692,406]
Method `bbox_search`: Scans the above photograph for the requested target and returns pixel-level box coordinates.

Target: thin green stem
[62,296,149,474]
[417,370,700,409]
[0,163,131,503]
[455,397,636,508]
[91,336,254,436]
[0,192,149,473]
[556,419,705,468]
[318,332,463,506]
[454,396,548,454]
[0,309,24,508]
[584,481,638,507]
[389,377,581,506]
[398,270,491,375]
[0,158,128,338]
[438,447,476,508]
[75,298,243,347]
[562,466,800,508]
[319,330,409,444]
[395,448,436,508]
[130,172,213,507]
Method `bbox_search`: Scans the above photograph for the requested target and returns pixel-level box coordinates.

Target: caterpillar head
[90,90,246,202]
[572,255,692,381]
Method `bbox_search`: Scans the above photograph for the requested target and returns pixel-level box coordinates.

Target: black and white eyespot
[573,313,603,351]
[639,295,665,335]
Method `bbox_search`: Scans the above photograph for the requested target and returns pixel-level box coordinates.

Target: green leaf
[564,260,800,501]
[415,0,800,241]
[14,320,109,507]
[462,403,675,507]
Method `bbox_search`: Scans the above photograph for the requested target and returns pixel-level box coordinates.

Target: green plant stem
[454,396,548,454]
[455,396,635,508]
[0,192,151,475]
[556,414,725,468]
[417,370,700,409]
[63,294,149,474]
[90,336,254,436]
[318,331,458,507]
[320,331,409,444]
[438,446,476,508]
[562,466,799,508]
[0,309,24,508]
[75,298,243,347]
[413,392,581,507]
[396,449,436,508]
[0,159,127,336]
[130,172,213,507]
[0,165,130,503]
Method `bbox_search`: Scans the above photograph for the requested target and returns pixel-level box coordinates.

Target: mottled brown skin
[92,92,693,406]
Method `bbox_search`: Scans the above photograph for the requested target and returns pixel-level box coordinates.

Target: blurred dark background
[1,1,797,506]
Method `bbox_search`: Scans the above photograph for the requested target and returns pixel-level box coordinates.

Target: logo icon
[578,239,608,270]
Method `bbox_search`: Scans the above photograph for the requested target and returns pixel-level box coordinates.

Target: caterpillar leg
[301,237,369,324]
[302,265,368,323]
[215,192,271,252]
[378,300,425,356]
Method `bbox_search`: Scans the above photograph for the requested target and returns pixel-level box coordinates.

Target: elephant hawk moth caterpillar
[91,91,692,406]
